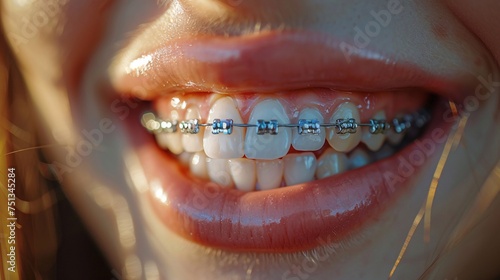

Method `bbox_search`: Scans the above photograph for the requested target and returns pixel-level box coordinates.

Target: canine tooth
[189,152,208,179]
[228,158,256,192]
[348,148,372,169]
[245,99,291,159]
[326,102,362,153]
[206,157,233,188]
[361,111,387,151]
[256,159,284,190]
[316,148,348,179]
[283,153,317,186]
[292,108,325,151]
[203,97,245,159]
[182,107,204,152]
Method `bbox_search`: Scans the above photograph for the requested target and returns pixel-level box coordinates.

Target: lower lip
[129,103,449,253]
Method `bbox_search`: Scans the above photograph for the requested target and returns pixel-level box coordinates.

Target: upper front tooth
[326,102,362,153]
[292,108,325,151]
[203,97,245,159]
[182,106,204,152]
[244,99,291,159]
[283,152,317,186]
[361,111,387,151]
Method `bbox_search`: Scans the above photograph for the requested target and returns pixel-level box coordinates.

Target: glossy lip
[115,31,465,252]
[112,31,474,100]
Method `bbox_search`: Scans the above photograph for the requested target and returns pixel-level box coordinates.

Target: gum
[153,89,430,123]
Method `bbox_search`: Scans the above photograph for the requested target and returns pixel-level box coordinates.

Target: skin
[2,0,500,279]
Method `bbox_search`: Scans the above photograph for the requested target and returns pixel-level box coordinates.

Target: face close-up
[2,0,500,279]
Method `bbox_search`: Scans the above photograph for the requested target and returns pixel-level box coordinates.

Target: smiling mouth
[112,30,464,252]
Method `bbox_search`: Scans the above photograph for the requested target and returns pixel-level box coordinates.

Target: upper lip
[112,30,475,101]
[115,30,472,252]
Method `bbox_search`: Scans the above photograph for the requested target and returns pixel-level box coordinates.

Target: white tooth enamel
[155,131,184,155]
[203,97,245,159]
[155,111,183,155]
[178,152,192,167]
[283,152,317,186]
[228,158,256,192]
[316,148,348,179]
[386,113,405,145]
[182,106,204,152]
[386,130,405,145]
[244,99,291,159]
[189,152,208,179]
[292,107,325,151]
[256,159,284,190]
[206,157,233,188]
[348,148,372,169]
[326,102,362,153]
[361,111,387,151]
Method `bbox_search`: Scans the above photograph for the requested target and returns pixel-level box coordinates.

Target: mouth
[112,30,465,253]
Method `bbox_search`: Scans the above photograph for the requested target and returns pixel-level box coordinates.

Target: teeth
[386,114,406,145]
[256,159,284,190]
[386,130,405,146]
[292,108,325,151]
[348,148,372,169]
[315,148,348,179]
[228,158,256,192]
[244,99,291,159]
[373,144,395,161]
[155,111,183,155]
[203,97,245,159]
[189,152,208,180]
[182,107,204,152]
[361,111,387,151]
[206,157,233,188]
[283,153,317,186]
[326,102,362,153]
[178,152,192,167]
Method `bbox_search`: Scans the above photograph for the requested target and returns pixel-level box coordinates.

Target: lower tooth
[178,152,192,167]
[228,158,256,192]
[316,148,348,179]
[256,159,284,190]
[189,152,209,179]
[348,148,372,169]
[373,144,395,161]
[206,157,233,188]
[283,153,317,186]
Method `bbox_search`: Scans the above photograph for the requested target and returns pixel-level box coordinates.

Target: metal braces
[141,108,431,136]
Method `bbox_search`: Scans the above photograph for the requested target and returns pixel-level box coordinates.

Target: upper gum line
[153,90,429,124]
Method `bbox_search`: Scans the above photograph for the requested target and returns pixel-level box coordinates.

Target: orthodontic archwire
[141,108,431,136]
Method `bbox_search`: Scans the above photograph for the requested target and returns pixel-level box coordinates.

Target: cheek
[443,0,500,65]
[1,0,115,90]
